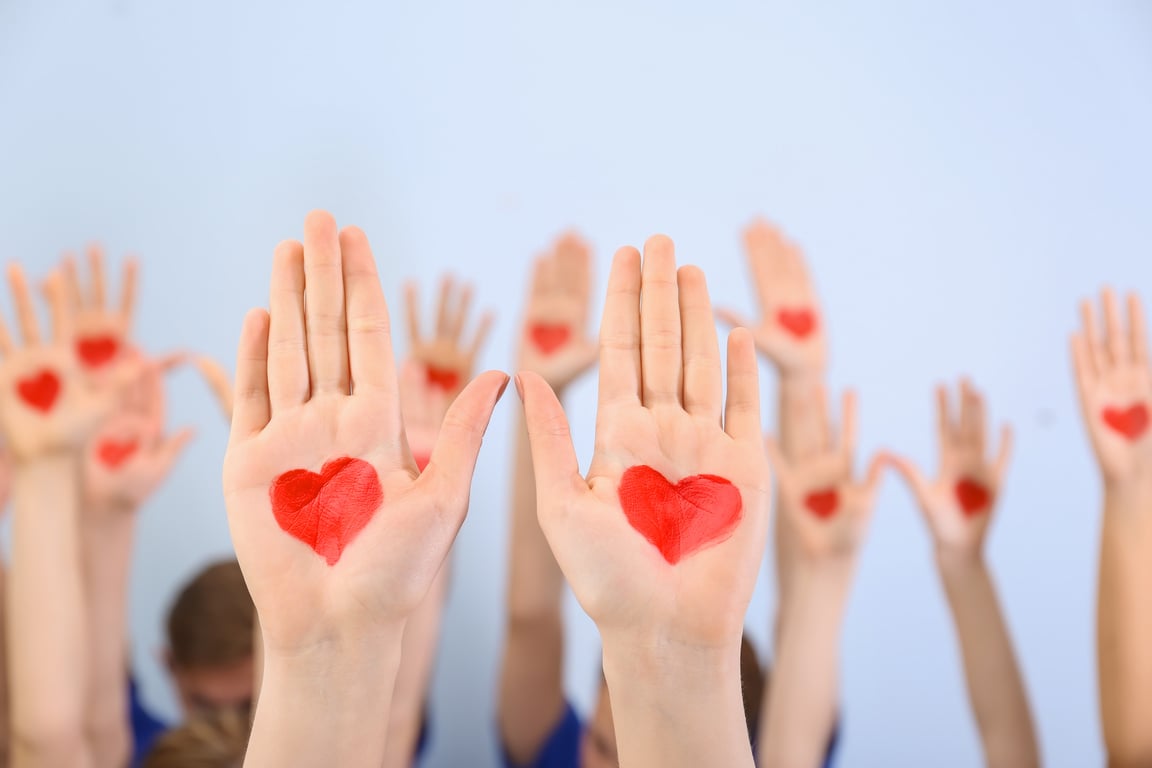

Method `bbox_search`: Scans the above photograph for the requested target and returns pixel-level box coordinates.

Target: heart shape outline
[97,438,139,469]
[425,366,460,392]
[76,335,120,368]
[776,308,817,339]
[528,323,572,356]
[803,488,840,519]
[955,477,991,516]
[16,369,61,413]
[1102,403,1149,442]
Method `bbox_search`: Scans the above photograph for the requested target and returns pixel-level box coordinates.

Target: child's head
[142,708,248,768]
[165,560,255,718]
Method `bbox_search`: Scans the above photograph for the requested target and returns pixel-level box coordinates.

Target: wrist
[1103,475,1152,509]
[779,368,825,390]
[601,630,741,700]
[935,546,987,579]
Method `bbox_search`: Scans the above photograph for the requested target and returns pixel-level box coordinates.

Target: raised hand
[1072,289,1152,485]
[520,235,768,768]
[717,219,827,377]
[404,275,493,399]
[194,355,234,420]
[884,381,1012,558]
[517,232,597,390]
[767,390,884,561]
[398,359,450,473]
[61,245,136,376]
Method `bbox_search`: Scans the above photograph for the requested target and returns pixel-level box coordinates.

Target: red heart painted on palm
[1102,403,1149,441]
[617,465,743,565]
[803,488,839,519]
[528,323,571,356]
[955,477,991,516]
[426,366,460,392]
[16,369,61,413]
[97,438,139,469]
[268,457,384,566]
[776,308,817,339]
[76,335,120,368]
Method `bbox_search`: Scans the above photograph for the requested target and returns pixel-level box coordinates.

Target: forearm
[760,559,850,768]
[80,510,135,768]
[938,551,1039,768]
[247,629,403,768]
[8,457,90,768]
[1097,478,1152,765]
[603,631,752,768]
[507,416,566,619]
[0,564,10,766]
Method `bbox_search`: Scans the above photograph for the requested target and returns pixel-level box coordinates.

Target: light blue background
[2,1,1150,765]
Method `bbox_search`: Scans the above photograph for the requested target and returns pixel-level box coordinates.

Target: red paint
[528,323,571,356]
[269,457,384,566]
[776,308,817,339]
[803,488,840,519]
[1102,403,1149,441]
[955,477,991,516]
[97,438,139,469]
[425,366,460,392]
[414,452,431,472]
[76,335,120,368]
[16,369,61,413]
[617,465,743,565]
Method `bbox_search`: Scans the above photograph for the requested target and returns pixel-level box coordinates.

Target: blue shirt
[502,701,583,768]
[128,678,168,768]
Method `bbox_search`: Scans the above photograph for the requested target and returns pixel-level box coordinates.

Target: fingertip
[304,209,337,236]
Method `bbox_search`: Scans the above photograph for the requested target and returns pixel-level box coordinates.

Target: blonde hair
[142,708,249,768]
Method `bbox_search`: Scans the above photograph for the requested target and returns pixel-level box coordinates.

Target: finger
[516,370,583,499]
[0,310,12,356]
[1103,288,1128,368]
[1129,293,1148,368]
[960,379,986,454]
[715,307,755,331]
[43,272,72,344]
[837,389,858,461]
[447,283,473,343]
[1070,333,1095,397]
[61,254,83,311]
[1080,298,1106,375]
[194,356,234,420]
[230,308,271,439]
[435,275,453,339]
[743,219,776,314]
[639,235,682,406]
[861,453,887,498]
[993,424,1014,486]
[340,226,398,396]
[678,266,722,422]
[816,382,832,451]
[8,264,41,346]
[302,210,350,396]
[723,328,762,442]
[87,244,107,309]
[468,310,494,363]
[404,281,421,348]
[267,239,309,411]
[597,246,642,406]
[936,384,954,446]
[878,452,932,511]
[764,435,793,494]
[119,256,138,331]
[153,427,196,476]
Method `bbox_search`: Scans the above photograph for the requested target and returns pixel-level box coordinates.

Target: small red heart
[529,323,571,356]
[776,308,817,339]
[803,488,840,519]
[97,438,139,469]
[76,335,120,368]
[16,369,61,413]
[268,457,384,566]
[617,465,743,565]
[414,452,431,472]
[426,366,460,392]
[1102,403,1149,441]
[955,477,991,516]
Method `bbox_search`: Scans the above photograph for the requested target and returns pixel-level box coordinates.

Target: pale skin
[1071,289,1152,767]
[499,233,599,766]
[223,210,508,767]
[404,275,493,401]
[884,380,1039,768]
[759,389,884,768]
[382,280,491,768]
[519,235,770,768]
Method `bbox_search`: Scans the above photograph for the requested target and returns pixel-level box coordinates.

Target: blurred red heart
[955,477,991,516]
[804,488,839,519]
[76,335,120,368]
[617,465,743,565]
[16,369,61,413]
[529,323,571,356]
[269,457,383,566]
[97,438,139,469]
[1102,403,1149,441]
[426,366,459,392]
[776,308,817,339]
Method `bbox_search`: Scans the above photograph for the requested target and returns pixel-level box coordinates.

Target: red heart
[426,366,460,392]
[529,323,571,356]
[1102,403,1149,441]
[16,369,61,413]
[97,438,139,469]
[414,452,431,472]
[268,457,384,566]
[76,335,120,368]
[776,308,817,339]
[955,477,991,516]
[617,465,743,565]
[803,488,840,519]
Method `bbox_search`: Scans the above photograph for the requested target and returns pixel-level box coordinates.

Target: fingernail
[496,374,511,402]
[513,373,524,402]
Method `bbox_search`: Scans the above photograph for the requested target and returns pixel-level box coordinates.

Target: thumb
[194,356,234,421]
[518,370,582,500]
[763,435,794,497]
[878,451,931,512]
[860,452,889,501]
[715,307,754,331]
[420,370,510,510]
